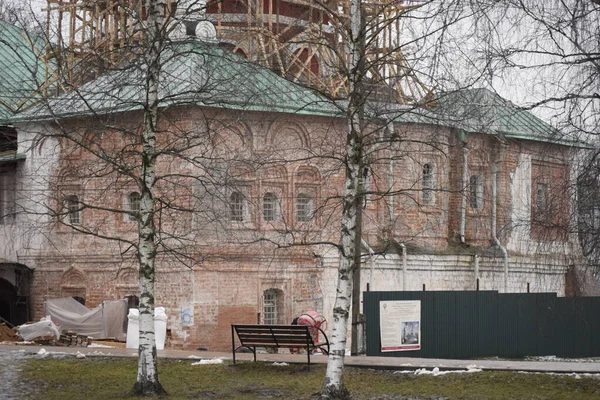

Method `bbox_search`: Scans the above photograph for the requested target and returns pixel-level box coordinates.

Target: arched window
[230,191,245,222]
[296,194,314,222]
[422,163,435,205]
[469,174,484,210]
[127,192,141,221]
[263,192,280,221]
[65,195,81,225]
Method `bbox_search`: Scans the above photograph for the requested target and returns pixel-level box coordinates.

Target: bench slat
[237,334,314,342]
[235,327,309,333]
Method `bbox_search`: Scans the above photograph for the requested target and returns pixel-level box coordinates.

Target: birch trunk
[321,1,365,398]
[133,0,166,396]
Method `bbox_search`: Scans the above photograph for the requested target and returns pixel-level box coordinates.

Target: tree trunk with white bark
[132,0,167,396]
[321,1,365,398]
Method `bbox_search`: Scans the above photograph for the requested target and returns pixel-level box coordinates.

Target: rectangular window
[0,172,15,224]
[534,182,548,222]
[263,192,279,221]
[263,290,277,324]
[296,195,313,222]
[230,192,244,222]
[127,192,141,221]
[65,195,81,225]
[422,163,435,205]
[469,174,484,210]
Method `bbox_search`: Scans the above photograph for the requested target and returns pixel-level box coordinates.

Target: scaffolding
[45,0,432,104]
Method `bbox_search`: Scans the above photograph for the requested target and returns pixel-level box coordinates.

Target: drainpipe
[393,239,407,291]
[474,254,479,289]
[362,238,377,289]
[460,138,469,244]
[492,142,509,292]
[387,121,396,225]
[387,158,395,223]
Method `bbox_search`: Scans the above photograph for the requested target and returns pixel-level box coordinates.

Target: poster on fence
[380,300,421,352]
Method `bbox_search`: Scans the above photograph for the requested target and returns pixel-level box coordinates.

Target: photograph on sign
[379,300,421,352]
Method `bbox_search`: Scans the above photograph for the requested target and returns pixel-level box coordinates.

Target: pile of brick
[0,323,20,342]
[57,331,92,347]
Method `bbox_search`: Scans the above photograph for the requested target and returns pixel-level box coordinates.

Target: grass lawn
[20,357,600,399]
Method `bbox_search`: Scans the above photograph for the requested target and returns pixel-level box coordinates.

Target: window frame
[296,193,314,223]
[421,163,436,205]
[469,173,484,210]
[229,191,246,222]
[126,192,141,222]
[262,192,280,222]
[65,195,81,225]
[263,289,278,325]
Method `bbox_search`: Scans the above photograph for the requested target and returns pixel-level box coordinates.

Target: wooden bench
[231,324,330,367]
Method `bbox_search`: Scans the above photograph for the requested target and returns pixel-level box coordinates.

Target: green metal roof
[434,88,589,147]
[15,39,342,122]
[9,37,583,149]
[0,21,47,123]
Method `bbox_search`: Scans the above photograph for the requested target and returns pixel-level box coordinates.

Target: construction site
[44,0,431,102]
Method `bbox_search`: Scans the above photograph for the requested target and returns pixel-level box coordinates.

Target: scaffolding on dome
[44,0,432,104]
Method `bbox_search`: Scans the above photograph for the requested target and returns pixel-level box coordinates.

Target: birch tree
[321,0,364,397]
[133,0,167,395]
[317,1,486,396]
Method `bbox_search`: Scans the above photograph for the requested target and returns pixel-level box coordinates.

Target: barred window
[296,194,313,222]
[65,195,80,225]
[263,192,280,221]
[422,163,435,205]
[230,191,245,222]
[469,174,484,210]
[263,289,278,325]
[127,192,141,221]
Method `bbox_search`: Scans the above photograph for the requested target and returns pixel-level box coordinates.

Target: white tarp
[17,316,61,341]
[44,297,128,341]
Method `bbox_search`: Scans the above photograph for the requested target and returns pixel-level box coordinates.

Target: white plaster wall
[506,151,577,259]
[507,152,532,253]
[0,123,59,267]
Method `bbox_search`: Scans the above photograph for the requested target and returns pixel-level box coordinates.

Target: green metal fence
[364,291,600,359]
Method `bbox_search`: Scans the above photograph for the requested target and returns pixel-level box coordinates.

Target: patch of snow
[191,358,224,365]
[518,371,600,378]
[187,355,202,359]
[526,355,600,363]
[395,367,482,376]
[75,352,86,359]
[272,362,289,366]
[36,348,47,355]
[88,343,115,348]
